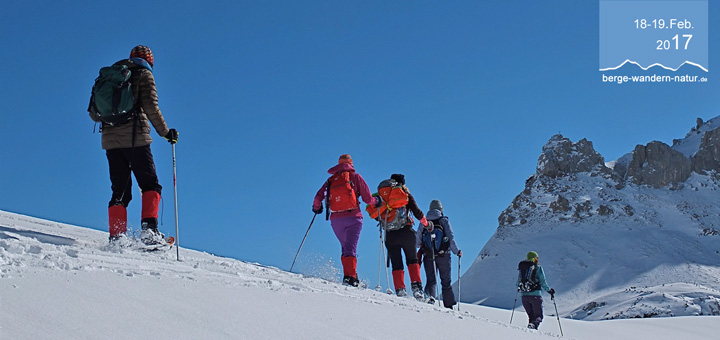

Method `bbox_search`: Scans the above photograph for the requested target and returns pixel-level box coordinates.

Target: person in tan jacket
[89,45,178,245]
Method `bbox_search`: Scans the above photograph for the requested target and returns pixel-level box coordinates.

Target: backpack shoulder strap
[347,171,357,192]
[324,176,332,220]
[428,219,442,232]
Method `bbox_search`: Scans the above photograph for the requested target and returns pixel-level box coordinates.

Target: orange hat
[130,45,154,67]
[338,154,353,165]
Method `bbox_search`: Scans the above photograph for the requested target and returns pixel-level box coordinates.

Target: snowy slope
[672,116,720,157]
[462,173,720,318]
[461,117,720,321]
[1,210,718,339]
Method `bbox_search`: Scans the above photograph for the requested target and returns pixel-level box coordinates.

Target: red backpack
[326,171,359,213]
[366,179,410,231]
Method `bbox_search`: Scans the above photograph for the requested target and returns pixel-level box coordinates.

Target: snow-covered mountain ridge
[461,116,720,321]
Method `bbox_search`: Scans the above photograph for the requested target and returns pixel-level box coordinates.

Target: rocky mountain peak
[464,116,720,320]
[536,134,607,178]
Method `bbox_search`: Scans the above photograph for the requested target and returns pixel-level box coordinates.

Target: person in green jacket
[517,251,555,330]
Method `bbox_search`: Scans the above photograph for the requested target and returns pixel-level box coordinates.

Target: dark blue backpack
[421,219,450,256]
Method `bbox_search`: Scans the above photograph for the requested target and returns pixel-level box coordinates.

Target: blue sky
[1,1,717,290]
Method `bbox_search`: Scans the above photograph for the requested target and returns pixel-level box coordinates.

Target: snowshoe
[411,281,424,301]
[107,233,132,248]
[396,288,407,297]
[140,227,165,245]
[138,236,175,252]
[342,275,360,287]
[427,297,436,305]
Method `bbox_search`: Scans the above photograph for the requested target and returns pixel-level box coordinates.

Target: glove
[549,288,555,299]
[457,250,463,258]
[373,194,383,208]
[312,205,323,215]
[426,220,434,230]
[419,216,429,227]
[164,128,179,144]
[417,248,423,264]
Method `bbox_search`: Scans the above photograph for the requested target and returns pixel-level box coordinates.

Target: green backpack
[88,64,136,126]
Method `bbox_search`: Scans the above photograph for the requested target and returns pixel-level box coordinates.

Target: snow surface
[1,210,718,339]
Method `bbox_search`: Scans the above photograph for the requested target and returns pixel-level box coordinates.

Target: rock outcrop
[692,126,720,173]
[537,135,606,177]
[626,141,692,188]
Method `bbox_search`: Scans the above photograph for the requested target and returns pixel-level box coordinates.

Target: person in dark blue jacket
[416,199,462,308]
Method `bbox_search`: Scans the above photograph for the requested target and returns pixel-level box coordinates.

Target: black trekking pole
[510,289,519,324]
[171,142,180,261]
[553,295,564,336]
[290,213,317,273]
[457,256,461,311]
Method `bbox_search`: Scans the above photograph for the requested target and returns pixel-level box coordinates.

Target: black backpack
[517,260,541,292]
[421,218,450,256]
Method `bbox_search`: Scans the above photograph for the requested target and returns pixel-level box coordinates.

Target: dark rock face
[598,205,613,216]
[626,141,692,188]
[550,195,571,213]
[692,127,720,173]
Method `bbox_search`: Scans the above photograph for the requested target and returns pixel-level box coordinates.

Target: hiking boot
[342,275,360,287]
[427,297,436,305]
[140,218,165,245]
[140,225,165,245]
[527,323,536,330]
[396,289,407,297]
[108,233,132,248]
[411,281,424,301]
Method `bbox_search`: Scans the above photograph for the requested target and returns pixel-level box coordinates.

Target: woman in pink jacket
[313,154,380,287]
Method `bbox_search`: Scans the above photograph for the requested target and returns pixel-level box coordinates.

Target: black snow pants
[522,295,544,329]
[384,225,418,271]
[106,145,162,207]
[423,252,456,307]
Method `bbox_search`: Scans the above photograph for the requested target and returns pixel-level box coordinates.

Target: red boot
[108,205,127,237]
[341,256,358,278]
[392,269,406,296]
[341,256,359,286]
[408,263,422,283]
[140,191,164,245]
[408,263,424,300]
[141,190,161,225]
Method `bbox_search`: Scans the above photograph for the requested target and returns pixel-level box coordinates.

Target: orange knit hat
[130,45,154,67]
